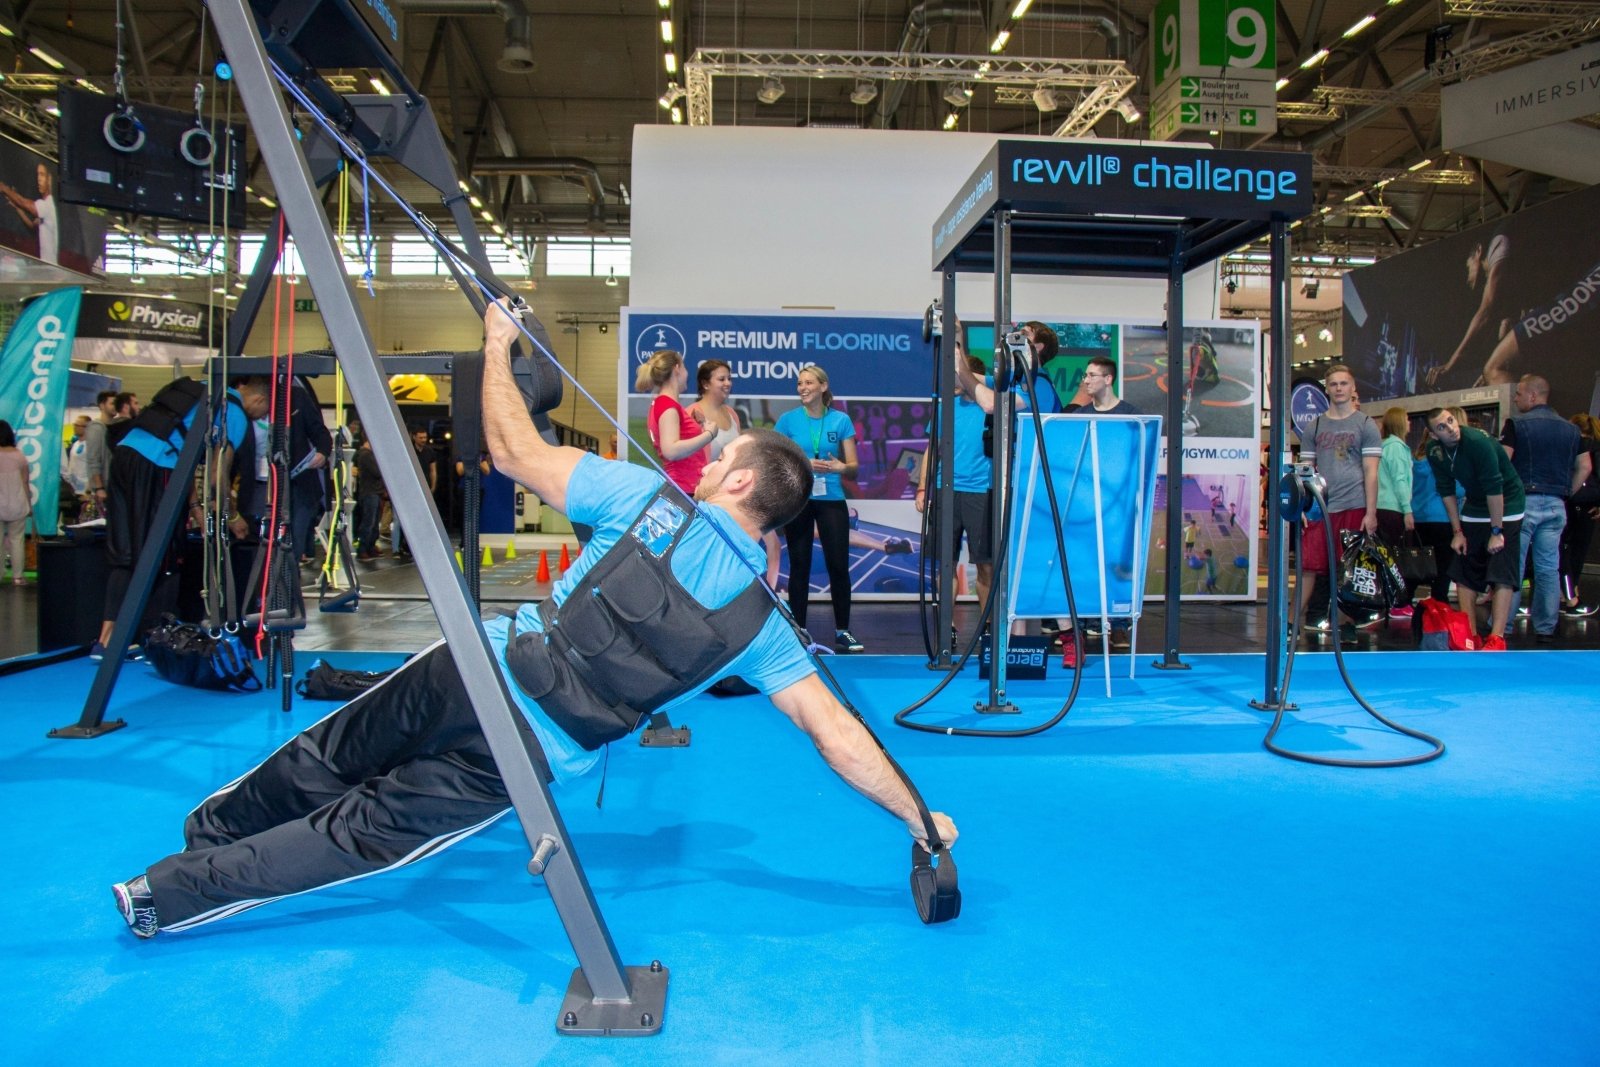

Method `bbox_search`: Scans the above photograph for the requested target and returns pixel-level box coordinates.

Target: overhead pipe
[398,0,536,74]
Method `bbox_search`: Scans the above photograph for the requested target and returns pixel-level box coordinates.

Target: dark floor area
[6,551,1600,664]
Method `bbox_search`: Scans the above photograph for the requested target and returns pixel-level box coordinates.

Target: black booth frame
[926,139,1313,710]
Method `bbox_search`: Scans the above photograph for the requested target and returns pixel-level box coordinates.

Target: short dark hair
[1425,407,1452,427]
[113,391,136,414]
[1086,356,1118,382]
[731,427,812,534]
[696,358,730,396]
[0,420,14,447]
[96,390,117,405]
[1024,321,1059,361]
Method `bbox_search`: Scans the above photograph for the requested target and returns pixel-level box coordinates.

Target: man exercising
[111,301,957,938]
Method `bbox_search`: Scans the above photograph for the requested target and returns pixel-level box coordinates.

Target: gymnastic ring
[179,125,216,168]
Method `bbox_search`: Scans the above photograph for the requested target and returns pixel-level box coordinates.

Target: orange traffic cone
[558,543,572,573]
[535,549,551,583]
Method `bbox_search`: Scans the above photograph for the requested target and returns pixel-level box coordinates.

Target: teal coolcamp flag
[0,287,83,536]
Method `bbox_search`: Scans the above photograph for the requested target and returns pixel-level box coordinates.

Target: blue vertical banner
[0,286,83,535]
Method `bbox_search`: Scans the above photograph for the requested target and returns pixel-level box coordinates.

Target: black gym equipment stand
[59,0,668,1039]
[927,141,1313,711]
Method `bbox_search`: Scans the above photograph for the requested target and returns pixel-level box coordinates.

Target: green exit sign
[293,298,318,313]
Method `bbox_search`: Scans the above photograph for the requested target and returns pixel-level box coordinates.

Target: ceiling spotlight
[850,80,878,106]
[605,267,618,287]
[1295,332,1307,346]
[1225,276,1238,295]
[1302,279,1320,299]
[670,105,682,124]
[943,83,974,108]
[756,77,786,105]
[1031,87,1058,112]
[658,82,685,109]
[1115,97,1142,123]
[1318,326,1334,342]
[942,111,960,130]
[598,323,610,334]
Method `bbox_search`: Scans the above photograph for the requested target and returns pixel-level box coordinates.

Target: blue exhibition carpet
[3,649,1597,1066]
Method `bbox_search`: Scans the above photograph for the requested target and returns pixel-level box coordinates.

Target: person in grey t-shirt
[1297,365,1381,630]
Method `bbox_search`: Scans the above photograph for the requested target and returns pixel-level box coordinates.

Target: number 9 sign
[1153,0,1276,89]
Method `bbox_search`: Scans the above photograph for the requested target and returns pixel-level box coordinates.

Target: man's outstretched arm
[768,673,958,849]
[482,299,585,514]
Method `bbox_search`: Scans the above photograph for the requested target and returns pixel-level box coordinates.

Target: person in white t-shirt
[0,164,59,264]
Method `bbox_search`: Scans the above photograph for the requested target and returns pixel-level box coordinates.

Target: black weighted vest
[503,486,774,750]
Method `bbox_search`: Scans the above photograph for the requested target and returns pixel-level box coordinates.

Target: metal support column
[207,0,665,1036]
[51,394,216,738]
[1153,247,1191,671]
[981,212,1019,713]
[930,269,958,667]
[1255,221,1294,709]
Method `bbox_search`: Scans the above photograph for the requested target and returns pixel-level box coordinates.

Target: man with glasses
[1424,407,1526,650]
[1053,357,1143,665]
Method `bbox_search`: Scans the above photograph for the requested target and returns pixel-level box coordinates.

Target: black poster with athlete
[1341,182,1600,415]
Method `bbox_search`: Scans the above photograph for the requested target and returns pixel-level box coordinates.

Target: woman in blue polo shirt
[774,365,862,652]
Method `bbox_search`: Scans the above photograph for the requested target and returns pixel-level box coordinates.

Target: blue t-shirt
[925,395,991,494]
[985,371,1062,415]
[773,406,856,501]
[484,454,815,782]
[119,388,249,469]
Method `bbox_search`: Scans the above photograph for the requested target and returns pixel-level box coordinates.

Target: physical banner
[69,293,222,366]
[0,286,83,535]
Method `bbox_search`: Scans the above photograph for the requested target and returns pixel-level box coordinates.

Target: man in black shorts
[1424,407,1526,650]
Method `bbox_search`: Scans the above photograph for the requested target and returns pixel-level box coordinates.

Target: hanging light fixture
[849,80,878,106]
[605,267,618,287]
[756,77,786,104]
[943,83,974,108]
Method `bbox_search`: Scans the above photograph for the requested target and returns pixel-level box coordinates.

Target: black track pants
[145,640,548,932]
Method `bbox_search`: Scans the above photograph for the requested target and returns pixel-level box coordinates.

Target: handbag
[143,616,261,692]
[1396,530,1438,584]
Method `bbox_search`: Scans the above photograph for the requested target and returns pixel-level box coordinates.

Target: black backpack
[125,378,207,449]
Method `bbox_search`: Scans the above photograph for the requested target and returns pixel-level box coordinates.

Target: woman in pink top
[636,349,715,495]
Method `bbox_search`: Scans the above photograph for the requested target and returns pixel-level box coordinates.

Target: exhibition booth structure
[927,138,1312,711]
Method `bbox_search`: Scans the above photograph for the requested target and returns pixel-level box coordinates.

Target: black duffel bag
[144,617,261,692]
[296,659,397,701]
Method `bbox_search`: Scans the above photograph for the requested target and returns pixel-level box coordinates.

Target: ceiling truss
[684,49,1137,139]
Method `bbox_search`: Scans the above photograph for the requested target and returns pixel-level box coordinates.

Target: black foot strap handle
[910,843,961,924]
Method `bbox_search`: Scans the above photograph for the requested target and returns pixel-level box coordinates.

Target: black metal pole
[1154,245,1191,671]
